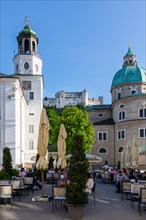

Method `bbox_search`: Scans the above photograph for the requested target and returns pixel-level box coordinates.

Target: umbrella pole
[41,169,44,197]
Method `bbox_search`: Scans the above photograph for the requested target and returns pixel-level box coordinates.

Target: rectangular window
[97,132,107,141]
[29,92,34,100]
[139,128,146,138]
[29,141,34,150]
[117,130,125,140]
[0,130,1,142]
[29,113,34,115]
[117,92,122,100]
[29,125,34,133]
[0,108,1,120]
[139,108,146,118]
[131,90,136,94]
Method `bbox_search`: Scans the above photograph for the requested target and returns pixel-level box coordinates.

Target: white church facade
[0,19,43,167]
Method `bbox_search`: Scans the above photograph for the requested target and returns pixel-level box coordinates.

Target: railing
[14,51,41,59]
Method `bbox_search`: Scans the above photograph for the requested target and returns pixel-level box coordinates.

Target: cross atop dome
[25,17,29,25]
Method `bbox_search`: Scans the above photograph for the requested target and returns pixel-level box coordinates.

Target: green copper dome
[18,25,37,37]
[111,66,146,87]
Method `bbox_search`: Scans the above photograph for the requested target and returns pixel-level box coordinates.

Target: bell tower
[13,17,42,75]
[12,18,43,164]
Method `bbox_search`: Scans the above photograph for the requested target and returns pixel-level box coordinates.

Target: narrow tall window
[117,130,125,140]
[29,141,34,150]
[29,125,34,133]
[119,110,126,121]
[118,92,122,100]
[29,92,34,100]
[139,128,146,138]
[97,132,108,141]
[32,41,35,51]
[24,39,29,53]
[139,108,146,118]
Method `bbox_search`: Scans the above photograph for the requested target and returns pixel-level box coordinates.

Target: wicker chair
[52,186,66,212]
[0,184,13,207]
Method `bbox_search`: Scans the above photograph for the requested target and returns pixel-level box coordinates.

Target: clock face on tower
[22,81,31,90]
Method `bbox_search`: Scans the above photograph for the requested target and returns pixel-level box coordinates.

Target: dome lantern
[123,43,137,67]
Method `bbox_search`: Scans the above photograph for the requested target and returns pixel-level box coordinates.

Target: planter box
[67,204,84,220]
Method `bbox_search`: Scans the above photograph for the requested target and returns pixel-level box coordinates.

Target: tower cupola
[13,18,42,75]
[123,43,137,67]
[17,17,38,55]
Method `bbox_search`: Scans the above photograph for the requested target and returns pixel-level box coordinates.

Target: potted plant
[65,132,89,219]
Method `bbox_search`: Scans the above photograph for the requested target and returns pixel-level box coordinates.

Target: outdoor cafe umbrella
[132,135,139,168]
[121,148,126,167]
[57,124,67,169]
[36,108,50,197]
[125,141,132,167]
[65,153,102,163]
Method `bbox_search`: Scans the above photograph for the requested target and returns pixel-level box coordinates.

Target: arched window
[119,110,126,121]
[99,148,107,154]
[24,39,29,54]
[118,147,123,153]
[32,41,35,51]
[139,108,146,118]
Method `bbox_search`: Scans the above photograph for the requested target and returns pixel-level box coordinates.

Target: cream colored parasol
[125,141,132,167]
[36,108,50,197]
[65,153,102,163]
[57,124,67,169]
[121,147,126,167]
[132,135,139,168]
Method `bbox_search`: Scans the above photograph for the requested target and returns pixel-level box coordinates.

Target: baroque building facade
[86,47,146,169]
[0,19,43,167]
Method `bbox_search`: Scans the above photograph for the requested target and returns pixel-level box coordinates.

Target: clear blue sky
[0,0,145,104]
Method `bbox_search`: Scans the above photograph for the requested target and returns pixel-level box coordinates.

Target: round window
[98,113,103,117]
[24,62,29,70]
[120,104,124,109]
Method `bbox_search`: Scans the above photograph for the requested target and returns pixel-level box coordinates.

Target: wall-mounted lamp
[8,94,15,99]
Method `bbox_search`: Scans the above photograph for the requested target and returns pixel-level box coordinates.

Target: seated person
[57,171,68,187]
[85,172,94,194]
[48,168,55,174]
[116,170,129,193]
[142,170,146,180]
[20,167,26,178]
[26,169,42,190]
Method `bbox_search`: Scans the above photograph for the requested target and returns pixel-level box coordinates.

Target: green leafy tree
[46,106,94,154]
[61,106,94,153]
[2,147,13,178]
[66,132,89,206]
[46,108,61,151]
